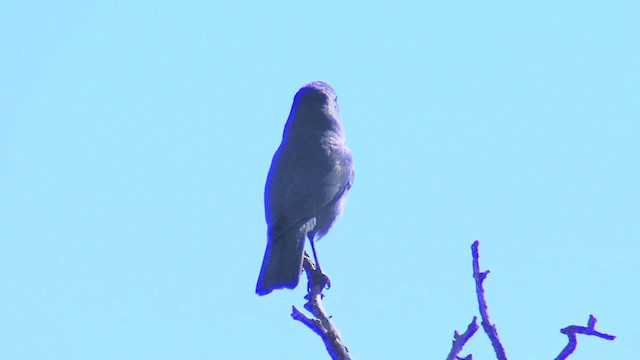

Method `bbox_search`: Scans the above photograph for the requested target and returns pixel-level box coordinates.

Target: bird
[256,81,354,296]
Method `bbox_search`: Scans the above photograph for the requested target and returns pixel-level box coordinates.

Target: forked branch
[291,253,351,360]
[555,314,615,360]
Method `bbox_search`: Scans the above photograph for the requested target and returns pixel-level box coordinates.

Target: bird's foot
[318,271,331,291]
[305,267,331,294]
[302,252,332,294]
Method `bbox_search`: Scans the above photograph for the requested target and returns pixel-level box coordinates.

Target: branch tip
[471,241,508,360]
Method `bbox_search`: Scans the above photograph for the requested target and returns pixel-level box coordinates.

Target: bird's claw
[306,268,331,294]
[321,273,331,290]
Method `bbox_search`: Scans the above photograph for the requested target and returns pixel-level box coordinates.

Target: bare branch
[446,316,479,360]
[555,314,616,360]
[471,240,508,360]
[291,253,351,360]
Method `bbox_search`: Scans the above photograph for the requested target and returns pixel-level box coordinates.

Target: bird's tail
[255,220,314,296]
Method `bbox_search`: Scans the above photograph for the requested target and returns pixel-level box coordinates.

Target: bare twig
[471,240,508,360]
[555,314,616,360]
[446,316,479,360]
[291,253,351,360]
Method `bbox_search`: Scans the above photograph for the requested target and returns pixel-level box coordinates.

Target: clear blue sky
[1,1,638,359]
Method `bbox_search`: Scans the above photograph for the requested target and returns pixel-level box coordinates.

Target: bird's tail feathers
[255,220,313,296]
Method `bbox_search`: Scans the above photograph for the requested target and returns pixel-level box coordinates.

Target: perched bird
[256,81,354,296]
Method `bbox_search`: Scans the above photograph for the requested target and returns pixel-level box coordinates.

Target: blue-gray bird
[256,81,354,296]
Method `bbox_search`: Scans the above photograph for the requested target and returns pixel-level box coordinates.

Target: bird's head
[292,81,339,114]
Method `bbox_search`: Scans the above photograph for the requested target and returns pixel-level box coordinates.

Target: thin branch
[291,253,351,360]
[471,240,508,360]
[555,314,616,360]
[446,316,479,360]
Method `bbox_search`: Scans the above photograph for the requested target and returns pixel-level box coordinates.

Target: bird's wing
[265,144,353,240]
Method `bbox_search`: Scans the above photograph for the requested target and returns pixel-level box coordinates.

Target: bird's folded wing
[265,147,353,240]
